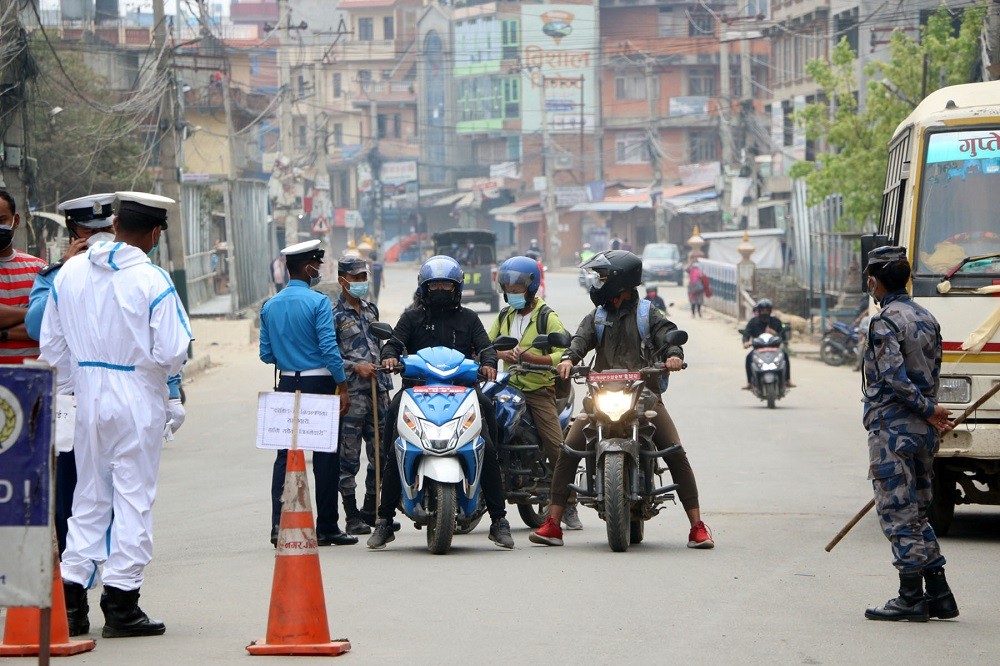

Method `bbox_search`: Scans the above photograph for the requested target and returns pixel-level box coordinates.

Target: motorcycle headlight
[595,390,632,422]
[938,376,971,404]
[420,418,462,453]
[760,362,778,371]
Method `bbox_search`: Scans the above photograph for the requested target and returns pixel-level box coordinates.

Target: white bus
[867,81,1000,535]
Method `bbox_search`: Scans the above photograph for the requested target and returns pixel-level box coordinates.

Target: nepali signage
[0,366,56,607]
[256,391,341,453]
[926,130,1000,164]
[521,4,597,134]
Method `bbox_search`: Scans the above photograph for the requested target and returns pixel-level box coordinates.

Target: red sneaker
[687,521,715,549]
[529,517,564,546]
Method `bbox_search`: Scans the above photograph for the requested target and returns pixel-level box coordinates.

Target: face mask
[87,231,115,247]
[507,293,527,310]
[0,228,13,250]
[307,265,321,288]
[426,290,454,308]
[347,281,369,298]
[867,277,880,305]
[146,242,159,258]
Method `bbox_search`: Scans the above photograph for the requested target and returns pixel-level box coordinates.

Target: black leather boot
[100,586,166,638]
[359,493,377,527]
[63,581,90,637]
[924,567,959,619]
[865,572,929,622]
[344,495,371,535]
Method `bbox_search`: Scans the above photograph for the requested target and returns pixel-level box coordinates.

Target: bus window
[916,130,1000,275]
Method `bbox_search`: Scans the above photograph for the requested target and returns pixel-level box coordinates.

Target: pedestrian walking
[259,239,356,548]
[368,251,385,303]
[40,191,191,638]
[861,245,957,622]
[0,189,47,363]
[332,256,391,534]
[687,262,706,318]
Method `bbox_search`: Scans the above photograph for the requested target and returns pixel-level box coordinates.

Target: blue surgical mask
[348,281,369,298]
[146,242,159,258]
[507,293,527,310]
[307,265,321,288]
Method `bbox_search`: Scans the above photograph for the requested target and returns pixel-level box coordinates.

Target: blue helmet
[497,255,541,297]
[418,255,464,306]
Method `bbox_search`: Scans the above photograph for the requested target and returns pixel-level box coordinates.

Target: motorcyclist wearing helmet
[741,298,793,389]
[579,243,595,263]
[645,285,668,314]
[488,256,582,531]
[525,238,543,262]
[529,250,714,549]
[367,255,514,549]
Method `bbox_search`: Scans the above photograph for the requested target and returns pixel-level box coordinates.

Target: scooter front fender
[418,456,464,485]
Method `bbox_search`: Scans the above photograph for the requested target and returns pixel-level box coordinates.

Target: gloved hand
[166,398,186,435]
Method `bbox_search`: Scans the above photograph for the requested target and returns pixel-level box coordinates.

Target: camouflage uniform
[862,289,945,573]
[333,293,392,501]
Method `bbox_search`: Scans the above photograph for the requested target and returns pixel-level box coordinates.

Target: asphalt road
[5,265,997,664]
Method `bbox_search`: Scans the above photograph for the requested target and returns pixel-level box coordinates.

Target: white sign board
[255,392,340,453]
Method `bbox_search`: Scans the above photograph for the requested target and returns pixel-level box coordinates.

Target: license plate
[412,386,467,394]
[589,371,641,382]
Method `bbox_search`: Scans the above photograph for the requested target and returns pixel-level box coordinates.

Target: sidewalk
[186,316,259,382]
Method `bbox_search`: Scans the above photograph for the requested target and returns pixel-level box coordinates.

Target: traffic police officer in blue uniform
[332,256,392,534]
[862,245,957,622]
[259,240,355,546]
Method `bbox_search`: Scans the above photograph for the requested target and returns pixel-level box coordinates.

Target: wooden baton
[825,381,1000,553]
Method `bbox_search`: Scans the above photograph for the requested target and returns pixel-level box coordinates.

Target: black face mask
[0,228,13,251]
[426,290,455,309]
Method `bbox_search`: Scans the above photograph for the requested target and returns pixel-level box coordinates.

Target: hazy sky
[38,1,221,16]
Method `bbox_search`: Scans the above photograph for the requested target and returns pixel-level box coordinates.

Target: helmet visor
[497,268,535,291]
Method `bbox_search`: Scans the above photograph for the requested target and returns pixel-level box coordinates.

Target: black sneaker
[489,518,514,549]
[366,519,396,550]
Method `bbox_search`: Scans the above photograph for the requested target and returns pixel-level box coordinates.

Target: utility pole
[540,76,560,265]
[645,57,666,242]
[739,1,757,229]
[276,0,297,245]
[0,7,28,233]
[367,95,383,254]
[718,15,735,229]
[219,49,240,313]
[153,0,189,310]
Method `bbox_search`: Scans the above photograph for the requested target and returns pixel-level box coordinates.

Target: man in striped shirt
[0,190,46,363]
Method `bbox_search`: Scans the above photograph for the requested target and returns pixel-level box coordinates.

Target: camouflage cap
[866,245,908,271]
[338,256,368,275]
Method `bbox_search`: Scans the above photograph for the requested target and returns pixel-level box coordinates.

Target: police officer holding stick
[861,246,957,622]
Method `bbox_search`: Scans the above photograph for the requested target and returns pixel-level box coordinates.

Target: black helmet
[754,298,773,313]
[581,250,642,307]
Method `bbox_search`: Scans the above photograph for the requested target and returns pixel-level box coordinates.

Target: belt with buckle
[279,368,331,377]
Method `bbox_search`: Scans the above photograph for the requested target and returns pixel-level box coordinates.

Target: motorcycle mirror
[663,330,688,347]
[493,335,519,352]
[548,330,572,348]
[737,328,746,335]
[668,302,675,308]
[530,334,552,352]
[370,322,394,341]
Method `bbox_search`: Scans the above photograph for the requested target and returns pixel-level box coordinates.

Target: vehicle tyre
[928,461,956,537]
[629,519,644,544]
[517,499,549,529]
[765,382,777,409]
[603,452,630,552]
[455,500,485,534]
[426,480,457,554]
[820,341,846,366]
[489,293,500,312]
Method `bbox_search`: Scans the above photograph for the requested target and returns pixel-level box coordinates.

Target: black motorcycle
[562,330,688,552]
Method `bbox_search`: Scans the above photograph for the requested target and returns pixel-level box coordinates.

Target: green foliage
[26,34,152,211]
[790,4,987,230]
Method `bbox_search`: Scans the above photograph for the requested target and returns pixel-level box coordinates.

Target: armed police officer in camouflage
[367,255,514,550]
[332,256,392,534]
[530,250,714,549]
[861,246,957,622]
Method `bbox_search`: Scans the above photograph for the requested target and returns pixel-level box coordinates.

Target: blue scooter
[370,323,516,554]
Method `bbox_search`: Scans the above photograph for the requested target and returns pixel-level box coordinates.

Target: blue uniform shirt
[28,264,184,398]
[259,279,346,383]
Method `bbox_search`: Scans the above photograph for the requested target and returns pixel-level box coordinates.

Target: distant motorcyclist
[645,285,667,314]
[525,238,543,262]
[742,299,793,389]
[579,243,595,263]
[366,255,514,550]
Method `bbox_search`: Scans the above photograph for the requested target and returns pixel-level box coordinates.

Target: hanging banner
[0,366,56,607]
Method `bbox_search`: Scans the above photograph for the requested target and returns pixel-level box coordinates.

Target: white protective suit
[40,241,191,591]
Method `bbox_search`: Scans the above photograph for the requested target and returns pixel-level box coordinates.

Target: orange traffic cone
[246,448,351,656]
[0,554,96,657]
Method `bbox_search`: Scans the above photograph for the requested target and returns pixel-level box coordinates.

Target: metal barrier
[231,179,272,310]
[697,259,738,318]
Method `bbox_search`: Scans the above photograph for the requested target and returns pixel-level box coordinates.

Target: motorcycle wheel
[820,341,846,366]
[425,480,457,555]
[517,500,549,529]
[629,519,644,545]
[603,452,631,553]
[765,382,777,409]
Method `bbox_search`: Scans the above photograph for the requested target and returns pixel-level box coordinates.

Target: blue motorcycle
[483,332,574,528]
[371,323,516,554]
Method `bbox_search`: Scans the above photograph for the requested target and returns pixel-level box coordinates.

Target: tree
[790,4,987,230]
[26,33,153,213]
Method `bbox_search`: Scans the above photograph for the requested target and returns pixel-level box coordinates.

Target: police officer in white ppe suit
[40,191,191,638]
